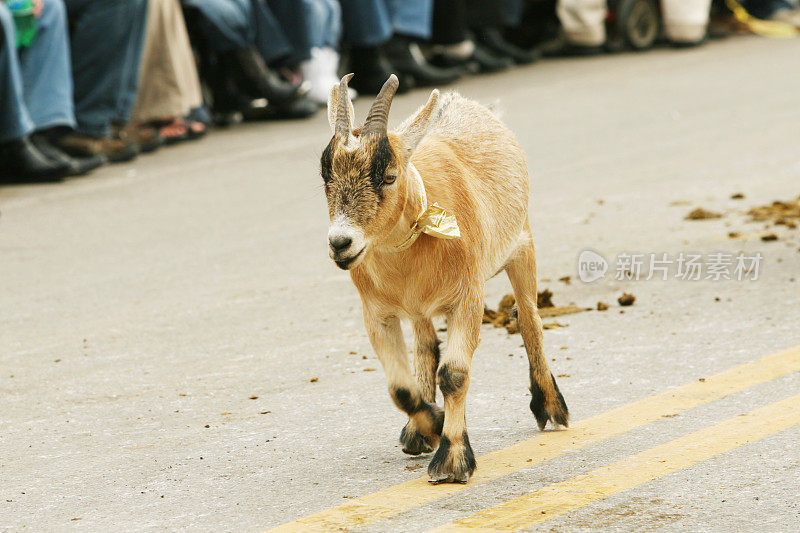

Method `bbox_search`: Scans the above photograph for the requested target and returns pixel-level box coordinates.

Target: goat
[320,74,569,484]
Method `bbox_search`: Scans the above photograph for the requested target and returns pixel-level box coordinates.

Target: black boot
[0,137,70,184]
[540,32,603,57]
[348,45,406,95]
[31,131,106,177]
[430,39,512,74]
[383,35,462,87]
[474,27,541,64]
[229,49,309,106]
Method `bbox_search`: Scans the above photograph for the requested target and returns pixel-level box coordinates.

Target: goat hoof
[400,422,436,455]
[427,433,475,484]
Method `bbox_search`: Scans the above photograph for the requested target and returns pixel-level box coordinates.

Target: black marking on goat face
[369,136,393,193]
[320,141,333,184]
[320,135,396,225]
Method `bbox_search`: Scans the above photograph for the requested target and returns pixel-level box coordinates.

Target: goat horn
[362,74,399,136]
[335,73,354,136]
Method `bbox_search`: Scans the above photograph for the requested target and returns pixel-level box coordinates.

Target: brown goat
[321,74,568,484]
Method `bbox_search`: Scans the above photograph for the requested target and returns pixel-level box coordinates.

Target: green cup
[8,0,38,47]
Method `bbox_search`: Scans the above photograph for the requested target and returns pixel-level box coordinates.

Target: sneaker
[301,47,357,106]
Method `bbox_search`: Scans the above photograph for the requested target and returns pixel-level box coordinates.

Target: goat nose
[329,235,352,252]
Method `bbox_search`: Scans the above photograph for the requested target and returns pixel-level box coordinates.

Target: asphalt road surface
[2,36,800,532]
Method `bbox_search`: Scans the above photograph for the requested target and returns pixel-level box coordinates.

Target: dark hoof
[427,433,476,484]
[400,423,435,455]
[530,373,570,431]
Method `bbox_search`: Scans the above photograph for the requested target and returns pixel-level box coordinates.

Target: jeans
[303,0,342,50]
[184,0,311,64]
[1,0,75,142]
[19,0,75,132]
[0,3,34,142]
[340,0,433,46]
[64,0,148,137]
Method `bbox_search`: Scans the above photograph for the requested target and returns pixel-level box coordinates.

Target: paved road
[2,36,800,532]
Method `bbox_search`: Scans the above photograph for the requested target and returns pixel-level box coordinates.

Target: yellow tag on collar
[417,202,461,239]
[394,202,460,251]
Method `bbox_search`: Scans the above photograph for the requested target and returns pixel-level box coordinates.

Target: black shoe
[229,48,310,106]
[31,133,106,176]
[430,41,513,74]
[348,45,407,95]
[241,97,318,121]
[472,42,514,72]
[0,137,70,184]
[540,33,603,57]
[475,27,541,65]
[383,35,462,87]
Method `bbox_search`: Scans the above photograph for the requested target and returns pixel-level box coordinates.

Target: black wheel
[606,0,660,52]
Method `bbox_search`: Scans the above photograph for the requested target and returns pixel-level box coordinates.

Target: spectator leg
[18,0,76,132]
[132,0,203,124]
[388,0,433,40]
[339,0,393,46]
[0,4,35,143]
[64,0,148,137]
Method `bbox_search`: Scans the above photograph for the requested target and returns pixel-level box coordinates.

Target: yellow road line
[269,345,800,532]
[434,392,800,531]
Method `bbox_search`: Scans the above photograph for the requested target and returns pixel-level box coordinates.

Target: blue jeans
[340,0,433,46]
[303,0,342,50]
[0,3,33,142]
[1,0,74,142]
[184,0,310,63]
[19,0,75,132]
[64,0,148,137]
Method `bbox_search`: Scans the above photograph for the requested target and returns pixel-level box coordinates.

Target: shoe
[474,27,541,65]
[383,35,462,87]
[116,124,163,153]
[150,118,189,145]
[430,39,512,74]
[0,137,70,183]
[30,133,106,177]
[54,132,139,163]
[348,45,407,95]
[300,47,358,106]
[539,33,603,57]
[230,48,310,106]
[241,97,319,121]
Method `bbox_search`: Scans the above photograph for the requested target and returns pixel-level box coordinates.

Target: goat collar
[391,163,461,252]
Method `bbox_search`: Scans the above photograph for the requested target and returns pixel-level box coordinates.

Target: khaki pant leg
[557,0,607,47]
[661,0,711,44]
[132,0,203,123]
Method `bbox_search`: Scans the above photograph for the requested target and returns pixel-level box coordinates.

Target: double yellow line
[270,345,800,532]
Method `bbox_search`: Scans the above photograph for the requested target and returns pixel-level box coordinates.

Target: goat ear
[396,89,440,156]
[327,81,355,135]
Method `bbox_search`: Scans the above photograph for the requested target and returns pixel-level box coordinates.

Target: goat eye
[383,174,396,184]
